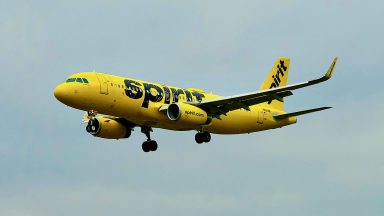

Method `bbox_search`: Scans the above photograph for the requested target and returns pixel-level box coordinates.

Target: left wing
[187,58,337,117]
[273,107,332,120]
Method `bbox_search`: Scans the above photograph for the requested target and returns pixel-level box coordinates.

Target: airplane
[54,57,337,152]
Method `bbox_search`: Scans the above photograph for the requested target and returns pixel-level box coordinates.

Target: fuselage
[54,72,296,134]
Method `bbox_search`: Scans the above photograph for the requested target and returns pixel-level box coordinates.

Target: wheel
[203,132,211,143]
[149,140,158,151]
[142,141,150,152]
[86,125,91,133]
[195,133,204,144]
[87,119,100,134]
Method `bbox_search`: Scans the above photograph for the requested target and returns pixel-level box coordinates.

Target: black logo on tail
[268,60,288,104]
[269,60,287,89]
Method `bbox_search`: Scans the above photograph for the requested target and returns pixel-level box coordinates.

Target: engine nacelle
[86,117,131,139]
[167,103,208,126]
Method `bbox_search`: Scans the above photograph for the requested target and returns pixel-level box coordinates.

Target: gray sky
[1,0,383,215]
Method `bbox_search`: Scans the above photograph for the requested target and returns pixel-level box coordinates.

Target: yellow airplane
[54,57,337,152]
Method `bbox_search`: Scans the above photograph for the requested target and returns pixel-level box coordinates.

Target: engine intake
[167,103,208,126]
[86,117,131,139]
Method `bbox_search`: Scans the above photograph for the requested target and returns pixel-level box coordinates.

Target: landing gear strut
[195,132,211,144]
[141,126,158,152]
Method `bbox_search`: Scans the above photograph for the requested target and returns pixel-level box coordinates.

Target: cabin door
[96,73,109,95]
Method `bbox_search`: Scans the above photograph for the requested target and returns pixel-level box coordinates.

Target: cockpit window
[66,78,76,83]
[66,77,89,84]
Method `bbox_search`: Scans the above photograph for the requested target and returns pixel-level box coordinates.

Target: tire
[195,133,204,144]
[142,142,150,152]
[86,125,91,133]
[203,132,211,143]
[149,140,158,151]
[88,119,100,134]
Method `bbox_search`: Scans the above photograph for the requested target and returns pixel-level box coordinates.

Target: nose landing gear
[85,110,100,135]
[86,118,100,134]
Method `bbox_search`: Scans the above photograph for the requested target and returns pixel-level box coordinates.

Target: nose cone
[54,84,68,103]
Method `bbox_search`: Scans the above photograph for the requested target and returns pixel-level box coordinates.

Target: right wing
[188,58,338,118]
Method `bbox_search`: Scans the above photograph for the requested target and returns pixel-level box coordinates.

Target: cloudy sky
[1,0,383,215]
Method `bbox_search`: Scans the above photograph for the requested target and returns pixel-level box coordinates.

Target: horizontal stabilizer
[273,107,332,120]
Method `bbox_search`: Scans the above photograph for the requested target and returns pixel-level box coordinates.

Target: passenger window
[76,78,83,83]
[66,78,76,82]
[82,78,89,84]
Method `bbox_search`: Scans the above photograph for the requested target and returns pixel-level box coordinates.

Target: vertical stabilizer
[259,57,290,110]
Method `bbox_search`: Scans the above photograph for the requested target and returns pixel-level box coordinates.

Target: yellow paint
[54,71,295,134]
[54,57,336,137]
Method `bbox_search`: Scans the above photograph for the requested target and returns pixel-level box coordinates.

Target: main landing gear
[195,132,211,144]
[141,126,158,152]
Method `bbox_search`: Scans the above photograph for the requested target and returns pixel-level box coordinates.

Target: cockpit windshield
[66,78,89,83]
[66,78,76,83]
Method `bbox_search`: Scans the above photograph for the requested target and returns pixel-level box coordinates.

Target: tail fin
[259,57,290,110]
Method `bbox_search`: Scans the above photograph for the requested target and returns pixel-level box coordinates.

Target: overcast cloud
[0,0,383,215]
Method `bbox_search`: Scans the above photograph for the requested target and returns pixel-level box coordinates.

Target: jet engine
[86,117,131,139]
[167,103,209,126]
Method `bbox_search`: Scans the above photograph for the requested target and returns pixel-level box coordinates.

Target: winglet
[310,57,338,84]
[324,57,338,81]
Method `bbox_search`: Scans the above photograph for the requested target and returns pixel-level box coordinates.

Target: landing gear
[142,140,158,152]
[85,110,100,135]
[87,110,97,118]
[141,126,158,152]
[195,132,211,144]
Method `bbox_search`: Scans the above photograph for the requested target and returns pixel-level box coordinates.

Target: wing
[187,58,338,118]
[273,107,332,120]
